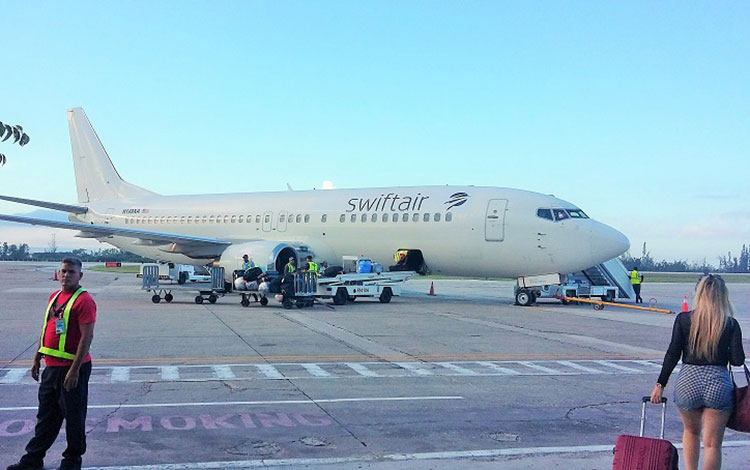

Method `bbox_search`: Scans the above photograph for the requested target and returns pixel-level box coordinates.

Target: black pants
[20,362,91,468]
[633,283,642,303]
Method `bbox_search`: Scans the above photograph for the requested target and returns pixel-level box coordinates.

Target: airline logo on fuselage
[445,192,469,210]
[346,192,430,213]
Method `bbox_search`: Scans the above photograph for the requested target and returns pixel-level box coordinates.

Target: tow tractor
[315,256,413,305]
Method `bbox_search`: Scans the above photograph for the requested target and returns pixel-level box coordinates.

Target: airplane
[0,108,630,305]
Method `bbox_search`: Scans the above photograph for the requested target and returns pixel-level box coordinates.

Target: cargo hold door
[485,199,508,241]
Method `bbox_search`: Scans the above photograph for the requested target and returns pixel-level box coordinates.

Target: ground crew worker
[394,250,408,265]
[284,256,296,274]
[242,254,255,271]
[630,266,644,303]
[7,258,96,470]
[304,255,319,275]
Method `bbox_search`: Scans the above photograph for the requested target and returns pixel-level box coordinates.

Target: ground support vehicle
[316,271,413,305]
[142,265,226,304]
[536,282,619,305]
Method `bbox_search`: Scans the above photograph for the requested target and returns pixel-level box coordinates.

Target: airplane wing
[0,195,89,214]
[0,214,231,259]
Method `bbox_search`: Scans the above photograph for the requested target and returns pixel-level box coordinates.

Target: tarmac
[0,262,748,470]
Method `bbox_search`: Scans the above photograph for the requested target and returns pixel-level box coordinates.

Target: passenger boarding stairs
[568,258,635,300]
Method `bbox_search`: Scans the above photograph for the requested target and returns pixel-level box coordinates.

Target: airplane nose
[590,221,630,264]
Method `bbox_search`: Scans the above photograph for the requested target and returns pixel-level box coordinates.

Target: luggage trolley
[142,265,226,304]
[279,272,317,309]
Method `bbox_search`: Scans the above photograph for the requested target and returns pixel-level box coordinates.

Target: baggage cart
[142,265,226,304]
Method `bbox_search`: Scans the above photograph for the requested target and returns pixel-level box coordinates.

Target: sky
[0,1,748,263]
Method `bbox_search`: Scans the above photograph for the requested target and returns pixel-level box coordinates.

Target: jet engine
[217,241,300,281]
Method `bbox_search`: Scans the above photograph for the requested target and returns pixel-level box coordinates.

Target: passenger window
[321,214,327,223]
[445,212,452,222]
[434,213,441,222]
[202,216,208,223]
[382,213,388,222]
[304,214,310,223]
[423,213,430,222]
[255,215,261,223]
[264,214,270,223]
[238,215,244,223]
[180,216,186,224]
[402,213,409,222]
[208,215,215,223]
[350,214,357,223]
[288,214,293,224]
[412,213,419,222]
[296,215,302,223]
[371,213,378,222]
[339,214,345,223]
[231,215,237,223]
[187,216,193,224]
[280,215,286,223]
[537,209,553,221]
[390,213,398,222]
[223,215,230,223]
[553,209,569,221]
[246,215,252,222]
[361,214,367,222]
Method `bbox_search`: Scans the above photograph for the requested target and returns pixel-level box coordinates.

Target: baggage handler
[630,266,644,303]
[242,254,255,271]
[7,258,96,470]
[284,256,296,274]
[650,274,745,470]
[303,255,318,274]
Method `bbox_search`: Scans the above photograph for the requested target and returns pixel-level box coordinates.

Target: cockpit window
[536,209,553,221]
[567,209,588,219]
[553,209,569,221]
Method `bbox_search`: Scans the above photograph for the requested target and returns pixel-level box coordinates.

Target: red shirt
[43,289,96,367]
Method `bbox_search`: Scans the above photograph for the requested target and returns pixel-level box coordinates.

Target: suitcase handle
[639,396,667,439]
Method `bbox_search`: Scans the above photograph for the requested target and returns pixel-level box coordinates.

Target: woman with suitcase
[650,274,745,470]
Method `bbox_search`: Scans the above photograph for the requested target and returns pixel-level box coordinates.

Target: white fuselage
[73,185,629,278]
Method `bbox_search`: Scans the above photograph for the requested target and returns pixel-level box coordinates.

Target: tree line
[0,242,153,263]
[620,243,750,273]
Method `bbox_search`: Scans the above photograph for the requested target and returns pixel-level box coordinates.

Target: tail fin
[68,108,157,203]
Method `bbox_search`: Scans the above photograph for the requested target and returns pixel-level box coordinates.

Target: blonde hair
[689,275,735,361]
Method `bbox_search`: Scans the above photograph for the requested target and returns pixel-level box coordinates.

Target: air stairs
[569,258,634,299]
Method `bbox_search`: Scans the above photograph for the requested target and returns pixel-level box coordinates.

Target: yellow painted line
[560,296,674,315]
[4,352,664,367]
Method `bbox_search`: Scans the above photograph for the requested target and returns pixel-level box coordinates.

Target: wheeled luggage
[612,397,678,470]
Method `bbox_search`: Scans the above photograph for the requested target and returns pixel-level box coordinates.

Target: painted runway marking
[518,361,563,374]
[0,358,673,385]
[300,363,331,377]
[595,360,642,373]
[160,366,180,381]
[0,368,26,384]
[211,365,236,380]
[557,360,605,374]
[255,364,284,379]
[0,395,464,412]
[79,440,750,469]
[395,361,433,376]
[345,362,380,377]
[110,367,130,382]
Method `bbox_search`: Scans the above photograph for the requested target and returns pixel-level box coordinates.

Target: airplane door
[485,199,507,241]
[262,211,273,232]
[278,210,288,232]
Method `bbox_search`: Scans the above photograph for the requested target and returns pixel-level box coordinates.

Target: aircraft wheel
[195,296,204,304]
[164,293,174,303]
[379,288,392,303]
[151,295,161,304]
[208,294,218,304]
[515,290,532,307]
[260,296,269,306]
[333,288,347,305]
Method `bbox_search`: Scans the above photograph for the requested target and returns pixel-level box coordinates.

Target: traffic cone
[53,269,58,281]
[681,296,689,313]
[428,282,435,296]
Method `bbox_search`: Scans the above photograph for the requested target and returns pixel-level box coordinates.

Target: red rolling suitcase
[612,397,678,470]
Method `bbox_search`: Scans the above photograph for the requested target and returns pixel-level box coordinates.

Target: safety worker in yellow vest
[394,250,408,265]
[284,256,297,274]
[630,266,644,303]
[242,254,255,271]
[304,255,319,275]
[8,258,97,470]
